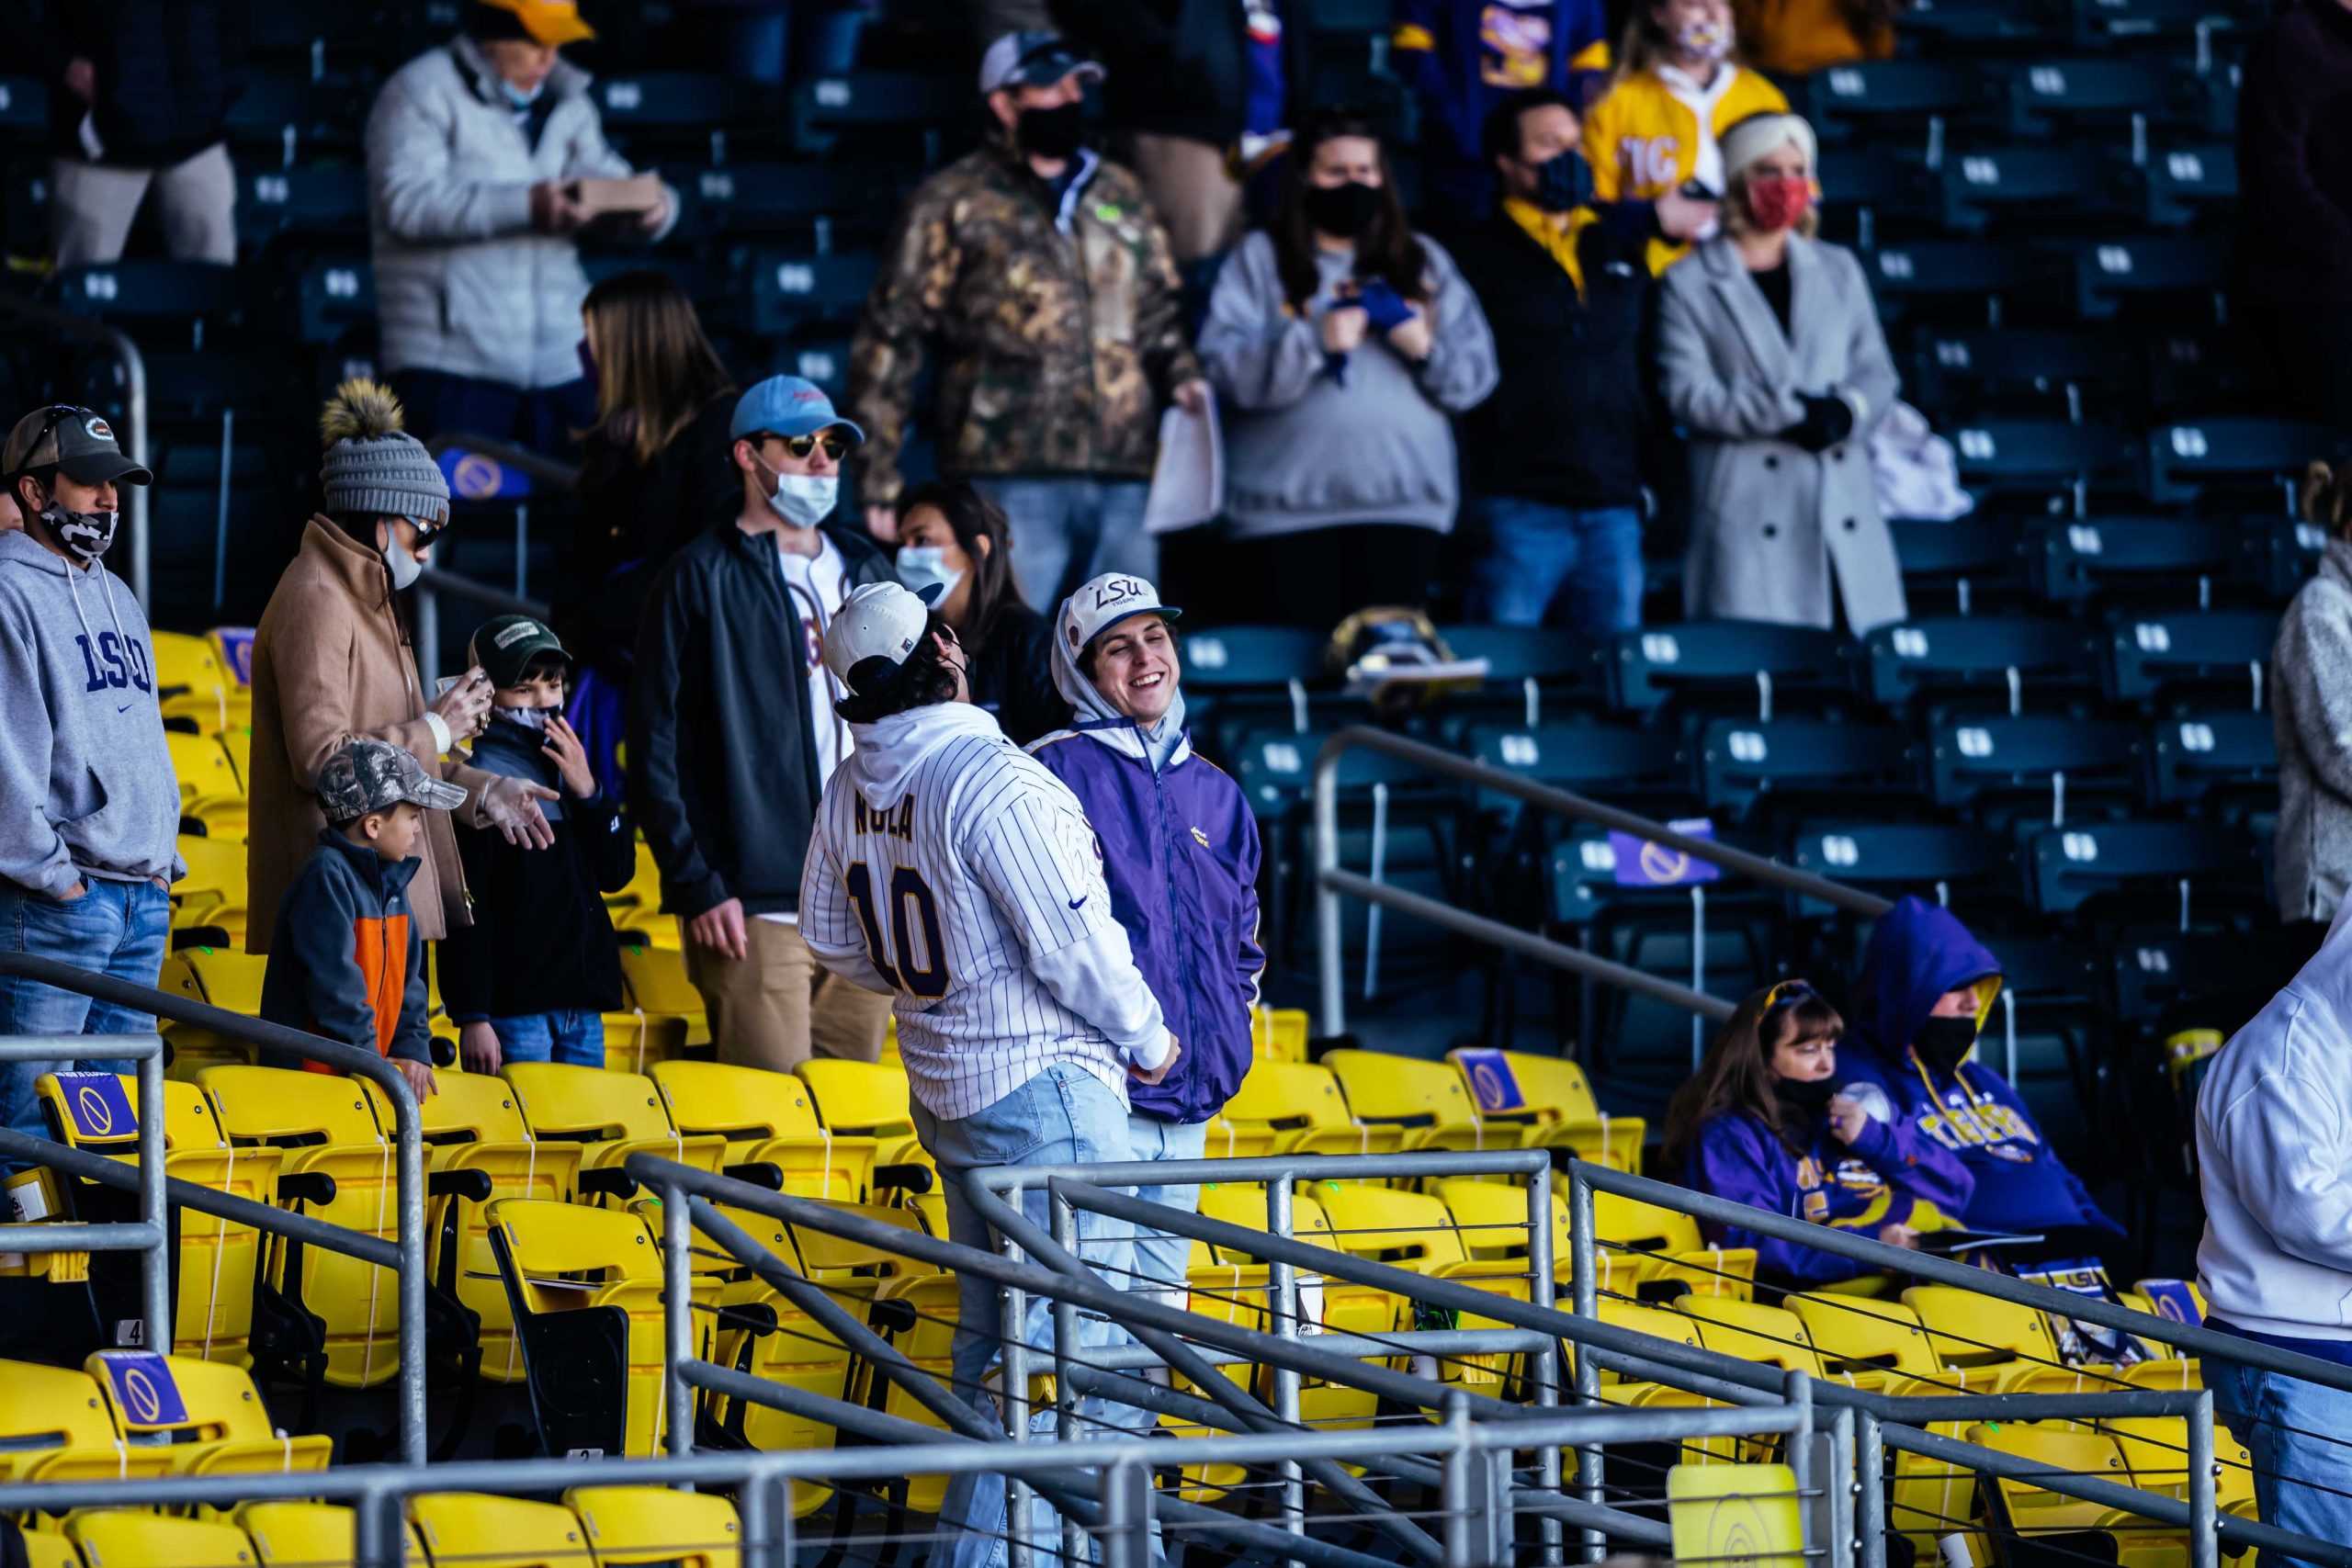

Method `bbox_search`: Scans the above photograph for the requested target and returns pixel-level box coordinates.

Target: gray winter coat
[365,37,676,389]
[2273,538,2352,922]
[1657,235,1905,633]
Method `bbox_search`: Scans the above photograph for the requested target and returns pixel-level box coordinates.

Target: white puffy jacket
[364,36,676,389]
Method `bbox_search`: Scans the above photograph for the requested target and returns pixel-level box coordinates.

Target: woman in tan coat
[246,381,556,955]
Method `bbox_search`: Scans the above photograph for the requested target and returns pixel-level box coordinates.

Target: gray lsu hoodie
[0,529,183,896]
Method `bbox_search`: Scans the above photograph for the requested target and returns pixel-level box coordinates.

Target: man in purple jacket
[1028,571,1265,1310]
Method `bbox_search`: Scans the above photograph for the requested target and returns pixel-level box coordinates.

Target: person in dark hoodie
[258,738,463,1102]
[1392,0,1611,231]
[1027,571,1265,1309]
[441,615,633,1073]
[1838,897,2120,1244]
[1666,978,1972,1288]
[0,403,178,1152]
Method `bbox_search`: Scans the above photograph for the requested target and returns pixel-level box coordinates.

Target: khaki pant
[683,915,890,1072]
[52,143,238,266]
[1129,132,1243,263]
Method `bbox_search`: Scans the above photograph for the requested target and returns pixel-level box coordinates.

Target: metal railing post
[1567,1163,1603,1563]
[1527,1157,1565,1567]
[1100,1454,1153,1568]
[2189,1390,2217,1568]
[1268,1170,1306,1564]
[1827,1404,1856,1568]
[1315,742,1346,1036]
[134,1038,168,1348]
[663,1179,694,1460]
[1001,1199,1034,1568]
[1051,1189,1086,1568]
[1857,1407,1886,1568]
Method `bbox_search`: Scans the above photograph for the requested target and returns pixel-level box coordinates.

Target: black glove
[1781,393,1857,453]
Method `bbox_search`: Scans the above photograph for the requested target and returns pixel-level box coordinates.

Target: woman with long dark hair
[1663,978,1972,1287]
[891,479,1059,746]
[1198,106,1496,629]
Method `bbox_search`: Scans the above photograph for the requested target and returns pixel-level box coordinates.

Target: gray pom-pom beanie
[319,378,451,522]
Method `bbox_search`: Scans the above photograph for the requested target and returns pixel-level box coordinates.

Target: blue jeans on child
[910,1062,1156,1568]
[486,1010,605,1068]
[2208,1340,2352,1568]
[0,879,171,1150]
[1464,495,1645,631]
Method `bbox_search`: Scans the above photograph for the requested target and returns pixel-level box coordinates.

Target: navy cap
[730,375,866,445]
[978,30,1105,95]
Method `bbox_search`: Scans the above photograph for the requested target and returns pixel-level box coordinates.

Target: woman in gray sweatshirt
[1199,107,1498,630]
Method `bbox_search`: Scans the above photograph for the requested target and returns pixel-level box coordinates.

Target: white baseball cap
[1057,572,1184,662]
[823,580,944,695]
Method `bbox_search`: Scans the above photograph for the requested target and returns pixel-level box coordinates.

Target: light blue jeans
[972,477,1151,613]
[1464,495,1645,632]
[485,1010,605,1068]
[0,879,170,1153]
[2208,1352,2352,1568]
[1126,1116,1210,1309]
[910,1062,1157,1568]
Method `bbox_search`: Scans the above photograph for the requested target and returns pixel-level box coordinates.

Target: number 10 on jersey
[844,863,950,998]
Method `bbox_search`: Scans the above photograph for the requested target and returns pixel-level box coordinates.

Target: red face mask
[1746,175,1814,231]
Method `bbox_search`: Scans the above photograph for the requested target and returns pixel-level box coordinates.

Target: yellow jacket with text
[1580,63,1789,274]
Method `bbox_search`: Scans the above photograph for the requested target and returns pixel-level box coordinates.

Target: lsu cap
[1058,571,1182,660]
[316,738,468,825]
[2,404,153,487]
[978,30,1105,96]
[730,375,865,445]
[823,580,946,696]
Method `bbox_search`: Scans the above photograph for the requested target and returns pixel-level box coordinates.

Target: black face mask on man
[1529,150,1594,213]
[1303,179,1382,239]
[1017,100,1086,162]
[1911,1014,1981,1078]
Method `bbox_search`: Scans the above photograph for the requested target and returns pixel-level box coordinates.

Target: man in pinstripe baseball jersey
[799,579,1177,1567]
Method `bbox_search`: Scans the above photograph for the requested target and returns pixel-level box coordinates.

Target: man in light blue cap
[627,375,898,1071]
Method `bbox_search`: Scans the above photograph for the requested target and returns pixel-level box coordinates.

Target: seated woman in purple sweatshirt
[1665,978,1973,1288]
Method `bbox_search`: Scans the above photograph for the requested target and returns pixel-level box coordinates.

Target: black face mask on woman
[1911,1014,1980,1078]
[1772,1072,1838,1124]
[1303,179,1382,239]
[1017,101,1086,162]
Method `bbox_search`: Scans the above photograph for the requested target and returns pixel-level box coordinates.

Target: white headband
[1720,113,1817,186]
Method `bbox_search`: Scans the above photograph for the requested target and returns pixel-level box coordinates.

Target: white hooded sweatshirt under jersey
[2197,900,2352,1342]
[798,699,1174,1121]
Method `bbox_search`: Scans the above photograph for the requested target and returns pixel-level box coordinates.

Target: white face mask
[757,458,838,529]
[896,546,964,603]
[383,535,424,591]
[495,705,552,731]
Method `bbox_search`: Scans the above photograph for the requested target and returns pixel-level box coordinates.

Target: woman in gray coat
[1656,111,1905,633]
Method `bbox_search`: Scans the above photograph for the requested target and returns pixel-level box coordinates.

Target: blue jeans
[1125,1116,1208,1310]
[486,1010,604,1068]
[972,478,1151,614]
[1464,495,1645,632]
[2209,1353,2352,1568]
[910,1063,1154,1568]
[0,879,171,1149]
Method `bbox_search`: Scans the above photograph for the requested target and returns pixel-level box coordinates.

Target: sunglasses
[763,431,852,461]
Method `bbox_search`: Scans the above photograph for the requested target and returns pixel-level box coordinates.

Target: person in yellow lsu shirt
[1580,0,1789,274]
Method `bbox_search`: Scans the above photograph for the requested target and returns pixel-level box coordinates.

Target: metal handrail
[0,292,150,609]
[413,567,552,690]
[1311,727,1894,1035]
[0,951,432,1465]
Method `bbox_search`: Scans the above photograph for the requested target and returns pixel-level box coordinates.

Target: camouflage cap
[316,738,468,824]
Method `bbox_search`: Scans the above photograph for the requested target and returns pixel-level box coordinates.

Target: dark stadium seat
[768,336,854,398]
[1695,716,1918,824]
[2143,417,2336,506]
[1932,145,2116,234]
[1179,625,1332,761]
[2001,58,2177,136]
[0,76,47,133]
[1791,821,2017,908]
[2025,819,2258,917]
[1947,418,2138,504]
[1464,721,1693,823]
[1907,326,2136,418]
[668,162,898,239]
[237,165,368,246]
[2100,607,2276,705]
[2023,516,2262,604]
[1863,615,2104,710]
[1925,712,2146,818]
[592,72,745,130]
[1433,624,1605,728]
[790,72,966,157]
[1888,519,2030,614]
[2256,515,2328,601]
[2120,143,2238,227]
[1862,241,2064,323]
[1796,61,1990,143]
[2064,234,2227,321]
[1898,0,2062,47]
[1601,622,1853,716]
[2146,710,2278,812]
[51,262,241,322]
[2064,0,2239,46]
[747,251,881,333]
[290,259,374,345]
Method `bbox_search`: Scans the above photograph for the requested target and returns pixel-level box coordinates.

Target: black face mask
[1773,1073,1838,1122]
[1303,179,1382,239]
[1530,150,1593,214]
[1912,1015,1980,1078]
[1017,101,1086,162]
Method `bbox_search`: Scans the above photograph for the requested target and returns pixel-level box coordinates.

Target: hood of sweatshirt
[0,529,182,893]
[1850,896,2004,1068]
[844,700,1008,810]
[1048,602,1191,774]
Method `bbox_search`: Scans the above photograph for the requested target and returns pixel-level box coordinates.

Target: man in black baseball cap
[2,402,153,570]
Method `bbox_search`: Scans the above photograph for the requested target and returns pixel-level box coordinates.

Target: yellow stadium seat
[865,1271,966,1515]
[412,1493,594,1568]
[1787,1294,1941,1393]
[65,1509,256,1568]
[564,1486,741,1567]
[651,1060,883,1201]
[501,1065,726,1201]
[17,1529,76,1568]
[697,1267,855,1520]
[198,1066,404,1389]
[154,629,234,735]
[616,945,707,1047]
[1587,1301,1709,1415]
[1209,1058,1408,1159]
[1312,1182,1468,1271]
[793,1060,926,1168]
[785,1200,933,1291]
[83,1350,332,1482]
[36,1071,278,1365]
[1675,1296,1826,1378]
[485,1200,717,1458]
[1250,1006,1309,1062]
[171,835,250,943]
[0,1359,175,1488]
[1435,1176,1637,1299]
[1902,1285,2067,1392]
[1446,1048,1648,1173]
[1668,1461,1804,1568]
[1321,1047,1496,1153]
[240,1502,355,1568]
[1589,1190,1756,1302]
[1965,1422,2160,1558]
[165,731,248,841]
[597,1010,692,1075]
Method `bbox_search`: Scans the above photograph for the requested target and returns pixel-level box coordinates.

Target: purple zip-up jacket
[1027,718,1264,1126]
[1687,1106,1974,1285]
